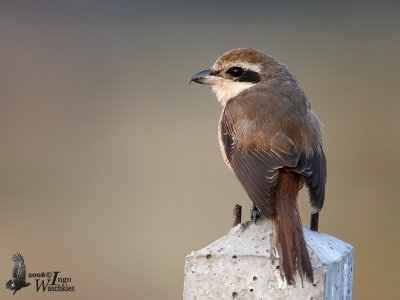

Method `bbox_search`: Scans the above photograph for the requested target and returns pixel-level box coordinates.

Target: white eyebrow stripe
[228,62,262,73]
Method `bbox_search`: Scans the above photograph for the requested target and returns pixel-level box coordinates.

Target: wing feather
[220,113,302,218]
[295,148,326,210]
[220,108,326,216]
[11,253,27,281]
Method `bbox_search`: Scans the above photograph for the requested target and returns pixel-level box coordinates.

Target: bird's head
[190,48,280,105]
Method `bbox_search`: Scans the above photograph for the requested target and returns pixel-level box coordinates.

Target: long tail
[274,171,313,285]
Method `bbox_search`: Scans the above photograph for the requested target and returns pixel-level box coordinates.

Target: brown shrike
[190,48,326,285]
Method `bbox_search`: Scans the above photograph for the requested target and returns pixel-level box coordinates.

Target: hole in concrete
[206,254,212,260]
[232,292,238,298]
[250,288,254,292]
[232,255,237,259]
[276,265,280,270]
[313,283,317,287]
[253,276,257,281]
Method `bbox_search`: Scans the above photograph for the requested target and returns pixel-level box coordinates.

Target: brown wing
[220,113,301,218]
[295,147,326,210]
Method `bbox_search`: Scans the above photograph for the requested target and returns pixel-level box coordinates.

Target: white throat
[212,80,257,106]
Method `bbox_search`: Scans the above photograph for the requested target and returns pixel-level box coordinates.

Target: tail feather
[274,171,313,285]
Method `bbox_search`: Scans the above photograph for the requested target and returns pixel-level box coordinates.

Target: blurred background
[0,1,399,299]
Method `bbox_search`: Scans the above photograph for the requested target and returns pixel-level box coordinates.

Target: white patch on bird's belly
[212,80,257,106]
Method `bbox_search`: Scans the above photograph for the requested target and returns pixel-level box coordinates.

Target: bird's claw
[251,205,262,224]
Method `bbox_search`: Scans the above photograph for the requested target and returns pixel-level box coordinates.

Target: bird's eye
[227,67,245,78]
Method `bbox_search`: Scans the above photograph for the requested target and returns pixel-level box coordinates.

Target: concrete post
[183,217,353,300]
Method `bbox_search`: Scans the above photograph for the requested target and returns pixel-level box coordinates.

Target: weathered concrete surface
[183,218,353,300]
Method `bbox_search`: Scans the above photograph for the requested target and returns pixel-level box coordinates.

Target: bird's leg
[232,204,242,227]
[250,204,262,224]
[310,211,319,231]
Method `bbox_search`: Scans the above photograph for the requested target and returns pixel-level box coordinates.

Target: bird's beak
[190,69,222,85]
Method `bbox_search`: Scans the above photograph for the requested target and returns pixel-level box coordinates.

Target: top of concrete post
[184,217,353,300]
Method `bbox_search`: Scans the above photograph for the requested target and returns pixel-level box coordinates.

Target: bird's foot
[250,205,262,224]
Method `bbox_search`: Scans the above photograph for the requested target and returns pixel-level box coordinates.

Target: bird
[6,253,31,295]
[190,48,326,285]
